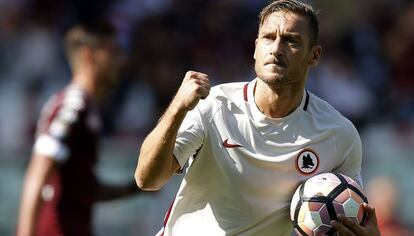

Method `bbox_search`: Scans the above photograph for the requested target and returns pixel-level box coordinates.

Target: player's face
[94,38,125,92]
[254,11,321,88]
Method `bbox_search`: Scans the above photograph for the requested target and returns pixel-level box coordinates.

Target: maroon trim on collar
[243,83,249,102]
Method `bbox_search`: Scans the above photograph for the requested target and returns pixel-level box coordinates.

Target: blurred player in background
[17,21,139,236]
[135,0,381,235]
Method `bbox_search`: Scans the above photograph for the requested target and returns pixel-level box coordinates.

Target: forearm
[17,154,56,236]
[136,71,210,190]
[17,171,44,236]
[135,102,186,190]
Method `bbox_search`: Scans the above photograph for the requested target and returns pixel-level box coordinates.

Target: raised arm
[135,71,210,191]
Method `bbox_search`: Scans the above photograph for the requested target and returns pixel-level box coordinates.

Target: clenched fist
[172,71,211,112]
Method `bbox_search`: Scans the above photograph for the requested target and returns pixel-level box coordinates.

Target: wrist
[168,99,189,118]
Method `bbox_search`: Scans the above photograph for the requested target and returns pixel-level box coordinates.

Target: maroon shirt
[33,85,101,236]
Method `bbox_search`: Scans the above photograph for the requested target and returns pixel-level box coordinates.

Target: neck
[72,70,97,99]
[254,79,304,118]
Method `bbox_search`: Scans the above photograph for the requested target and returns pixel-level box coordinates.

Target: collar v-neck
[244,78,308,126]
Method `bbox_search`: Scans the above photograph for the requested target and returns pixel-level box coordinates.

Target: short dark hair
[258,0,319,46]
[64,21,116,61]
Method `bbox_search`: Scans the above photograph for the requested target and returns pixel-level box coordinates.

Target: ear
[308,45,322,67]
[253,38,258,60]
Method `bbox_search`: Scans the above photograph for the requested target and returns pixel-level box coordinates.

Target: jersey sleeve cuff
[173,149,187,174]
[33,134,69,162]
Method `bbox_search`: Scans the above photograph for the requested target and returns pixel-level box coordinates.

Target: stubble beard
[261,75,284,91]
[257,63,309,92]
[255,65,289,91]
[256,71,306,93]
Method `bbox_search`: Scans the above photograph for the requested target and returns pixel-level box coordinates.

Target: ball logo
[296,149,319,175]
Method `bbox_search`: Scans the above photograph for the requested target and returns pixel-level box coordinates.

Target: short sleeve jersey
[161,79,362,236]
[33,84,101,236]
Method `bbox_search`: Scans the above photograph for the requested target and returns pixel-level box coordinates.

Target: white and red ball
[290,173,368,236]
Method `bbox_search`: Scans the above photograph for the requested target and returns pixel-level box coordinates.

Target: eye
[286,37,300,46]
[261,34,274,44]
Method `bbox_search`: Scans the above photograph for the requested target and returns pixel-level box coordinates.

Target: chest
[208,111,339,180]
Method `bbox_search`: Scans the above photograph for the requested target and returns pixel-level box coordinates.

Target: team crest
[296,149,319,175]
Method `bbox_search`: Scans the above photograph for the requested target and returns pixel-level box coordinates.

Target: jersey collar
[245,78,309,125]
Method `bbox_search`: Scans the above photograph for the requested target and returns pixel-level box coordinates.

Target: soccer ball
[290,173,368,236]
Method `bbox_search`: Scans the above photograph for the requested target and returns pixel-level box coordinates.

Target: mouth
[265,62,287,71]
[265,59,287,68]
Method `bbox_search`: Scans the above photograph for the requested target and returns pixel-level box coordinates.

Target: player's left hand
[330,203,381,236]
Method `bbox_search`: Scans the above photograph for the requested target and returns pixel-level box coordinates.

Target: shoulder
[202,82,247,106]
[42,85,86,112]
[37,85,88,135]
[307,92,360,141]
[210,82,247,98]
[195,82,247,119]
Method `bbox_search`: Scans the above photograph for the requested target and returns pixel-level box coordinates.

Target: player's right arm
[17,153,57,236]
[135,71,210,191]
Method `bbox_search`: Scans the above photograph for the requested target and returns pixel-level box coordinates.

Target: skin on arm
[17,154,57,236]
[135,71,210,191]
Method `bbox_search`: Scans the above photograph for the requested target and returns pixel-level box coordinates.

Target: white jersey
[162,79,362,236]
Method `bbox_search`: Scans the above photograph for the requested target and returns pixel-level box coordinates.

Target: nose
[270,37,283,57]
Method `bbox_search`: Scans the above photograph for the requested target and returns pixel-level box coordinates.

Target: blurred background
[0,0,413,235]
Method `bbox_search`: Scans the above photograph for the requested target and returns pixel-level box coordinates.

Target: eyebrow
[260,29,300,36]
[282,31,301,37]
[282,33,302,41]
[260,30,302,39]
